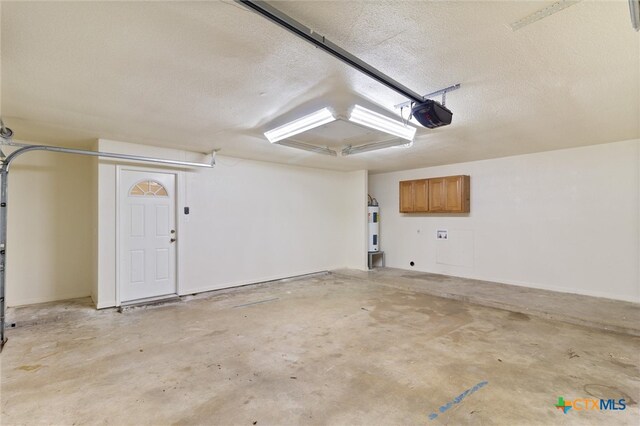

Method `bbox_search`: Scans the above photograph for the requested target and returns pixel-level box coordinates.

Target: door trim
[115,165,182,306]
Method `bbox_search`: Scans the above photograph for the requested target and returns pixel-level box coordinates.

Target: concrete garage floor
[1,271,639,425]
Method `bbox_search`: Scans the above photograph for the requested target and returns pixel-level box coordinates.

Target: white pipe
[1,140,216,169]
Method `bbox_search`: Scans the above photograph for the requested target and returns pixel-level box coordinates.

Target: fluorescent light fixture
[342,139,413,156]
[264,108,336,143]
[348,105,416,141]
[277,140,337,156]
[509,0,580,31]
[393,140,414,149]
[630,0,640,31]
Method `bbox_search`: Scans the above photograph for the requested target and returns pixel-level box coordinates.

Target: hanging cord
[400,105,414,126]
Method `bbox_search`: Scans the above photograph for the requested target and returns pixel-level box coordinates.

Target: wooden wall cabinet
[399,175,470,213]
[399,179,428,213]
[399,180,414,212]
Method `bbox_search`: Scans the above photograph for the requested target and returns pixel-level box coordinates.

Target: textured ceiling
[1,1,638,173]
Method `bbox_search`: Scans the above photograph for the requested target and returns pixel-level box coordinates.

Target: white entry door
[119,169,177,302]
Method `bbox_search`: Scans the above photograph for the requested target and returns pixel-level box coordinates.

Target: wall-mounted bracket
[394,84,461,110]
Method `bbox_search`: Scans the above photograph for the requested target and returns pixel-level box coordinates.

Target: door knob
[170,238,176,243]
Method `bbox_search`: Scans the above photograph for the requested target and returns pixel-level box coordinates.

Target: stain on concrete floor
[1,273,639,425]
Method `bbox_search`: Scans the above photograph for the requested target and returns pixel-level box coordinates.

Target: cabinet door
[399,180,414,212]
[444,176,470,212]
[413,179,428,212]
[444,176,463,212]
[428,178,446,212]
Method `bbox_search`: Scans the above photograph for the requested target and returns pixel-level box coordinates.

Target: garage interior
[1,1,639,424]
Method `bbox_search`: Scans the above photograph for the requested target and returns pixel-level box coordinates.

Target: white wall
[6,149,94,306]
[96,140,367,308]
[369,139,640,303]
[343,170,369,271]
[12,137,634,307]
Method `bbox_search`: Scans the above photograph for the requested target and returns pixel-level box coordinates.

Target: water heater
[368,205,380,252]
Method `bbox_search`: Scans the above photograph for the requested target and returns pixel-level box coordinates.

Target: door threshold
[119,294,181,311]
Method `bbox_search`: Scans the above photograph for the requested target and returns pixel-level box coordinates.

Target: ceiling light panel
[630,0,640,31]
[276,140,337,156]
[264,107,336,143]
[509,0,580,31]
[342,139,413,156]
[348,105,416,141]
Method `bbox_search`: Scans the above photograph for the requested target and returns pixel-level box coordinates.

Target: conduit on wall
[0,128,216,351]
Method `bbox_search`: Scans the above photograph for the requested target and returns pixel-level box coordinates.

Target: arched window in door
[129,180,168,197]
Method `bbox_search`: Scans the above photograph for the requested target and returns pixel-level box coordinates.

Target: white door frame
[115,165,184,305]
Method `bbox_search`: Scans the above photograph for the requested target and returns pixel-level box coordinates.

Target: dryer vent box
[411,100,453,128]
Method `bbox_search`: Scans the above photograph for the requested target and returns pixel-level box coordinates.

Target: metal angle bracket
[394,83,462,110]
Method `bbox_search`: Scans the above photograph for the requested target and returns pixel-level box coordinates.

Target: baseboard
[8,292,92,307]
[472,275,639,303]
[386,266,639,304]
[179,269,331,296]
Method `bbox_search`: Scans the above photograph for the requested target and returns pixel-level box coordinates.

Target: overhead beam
[1,141,217,170]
